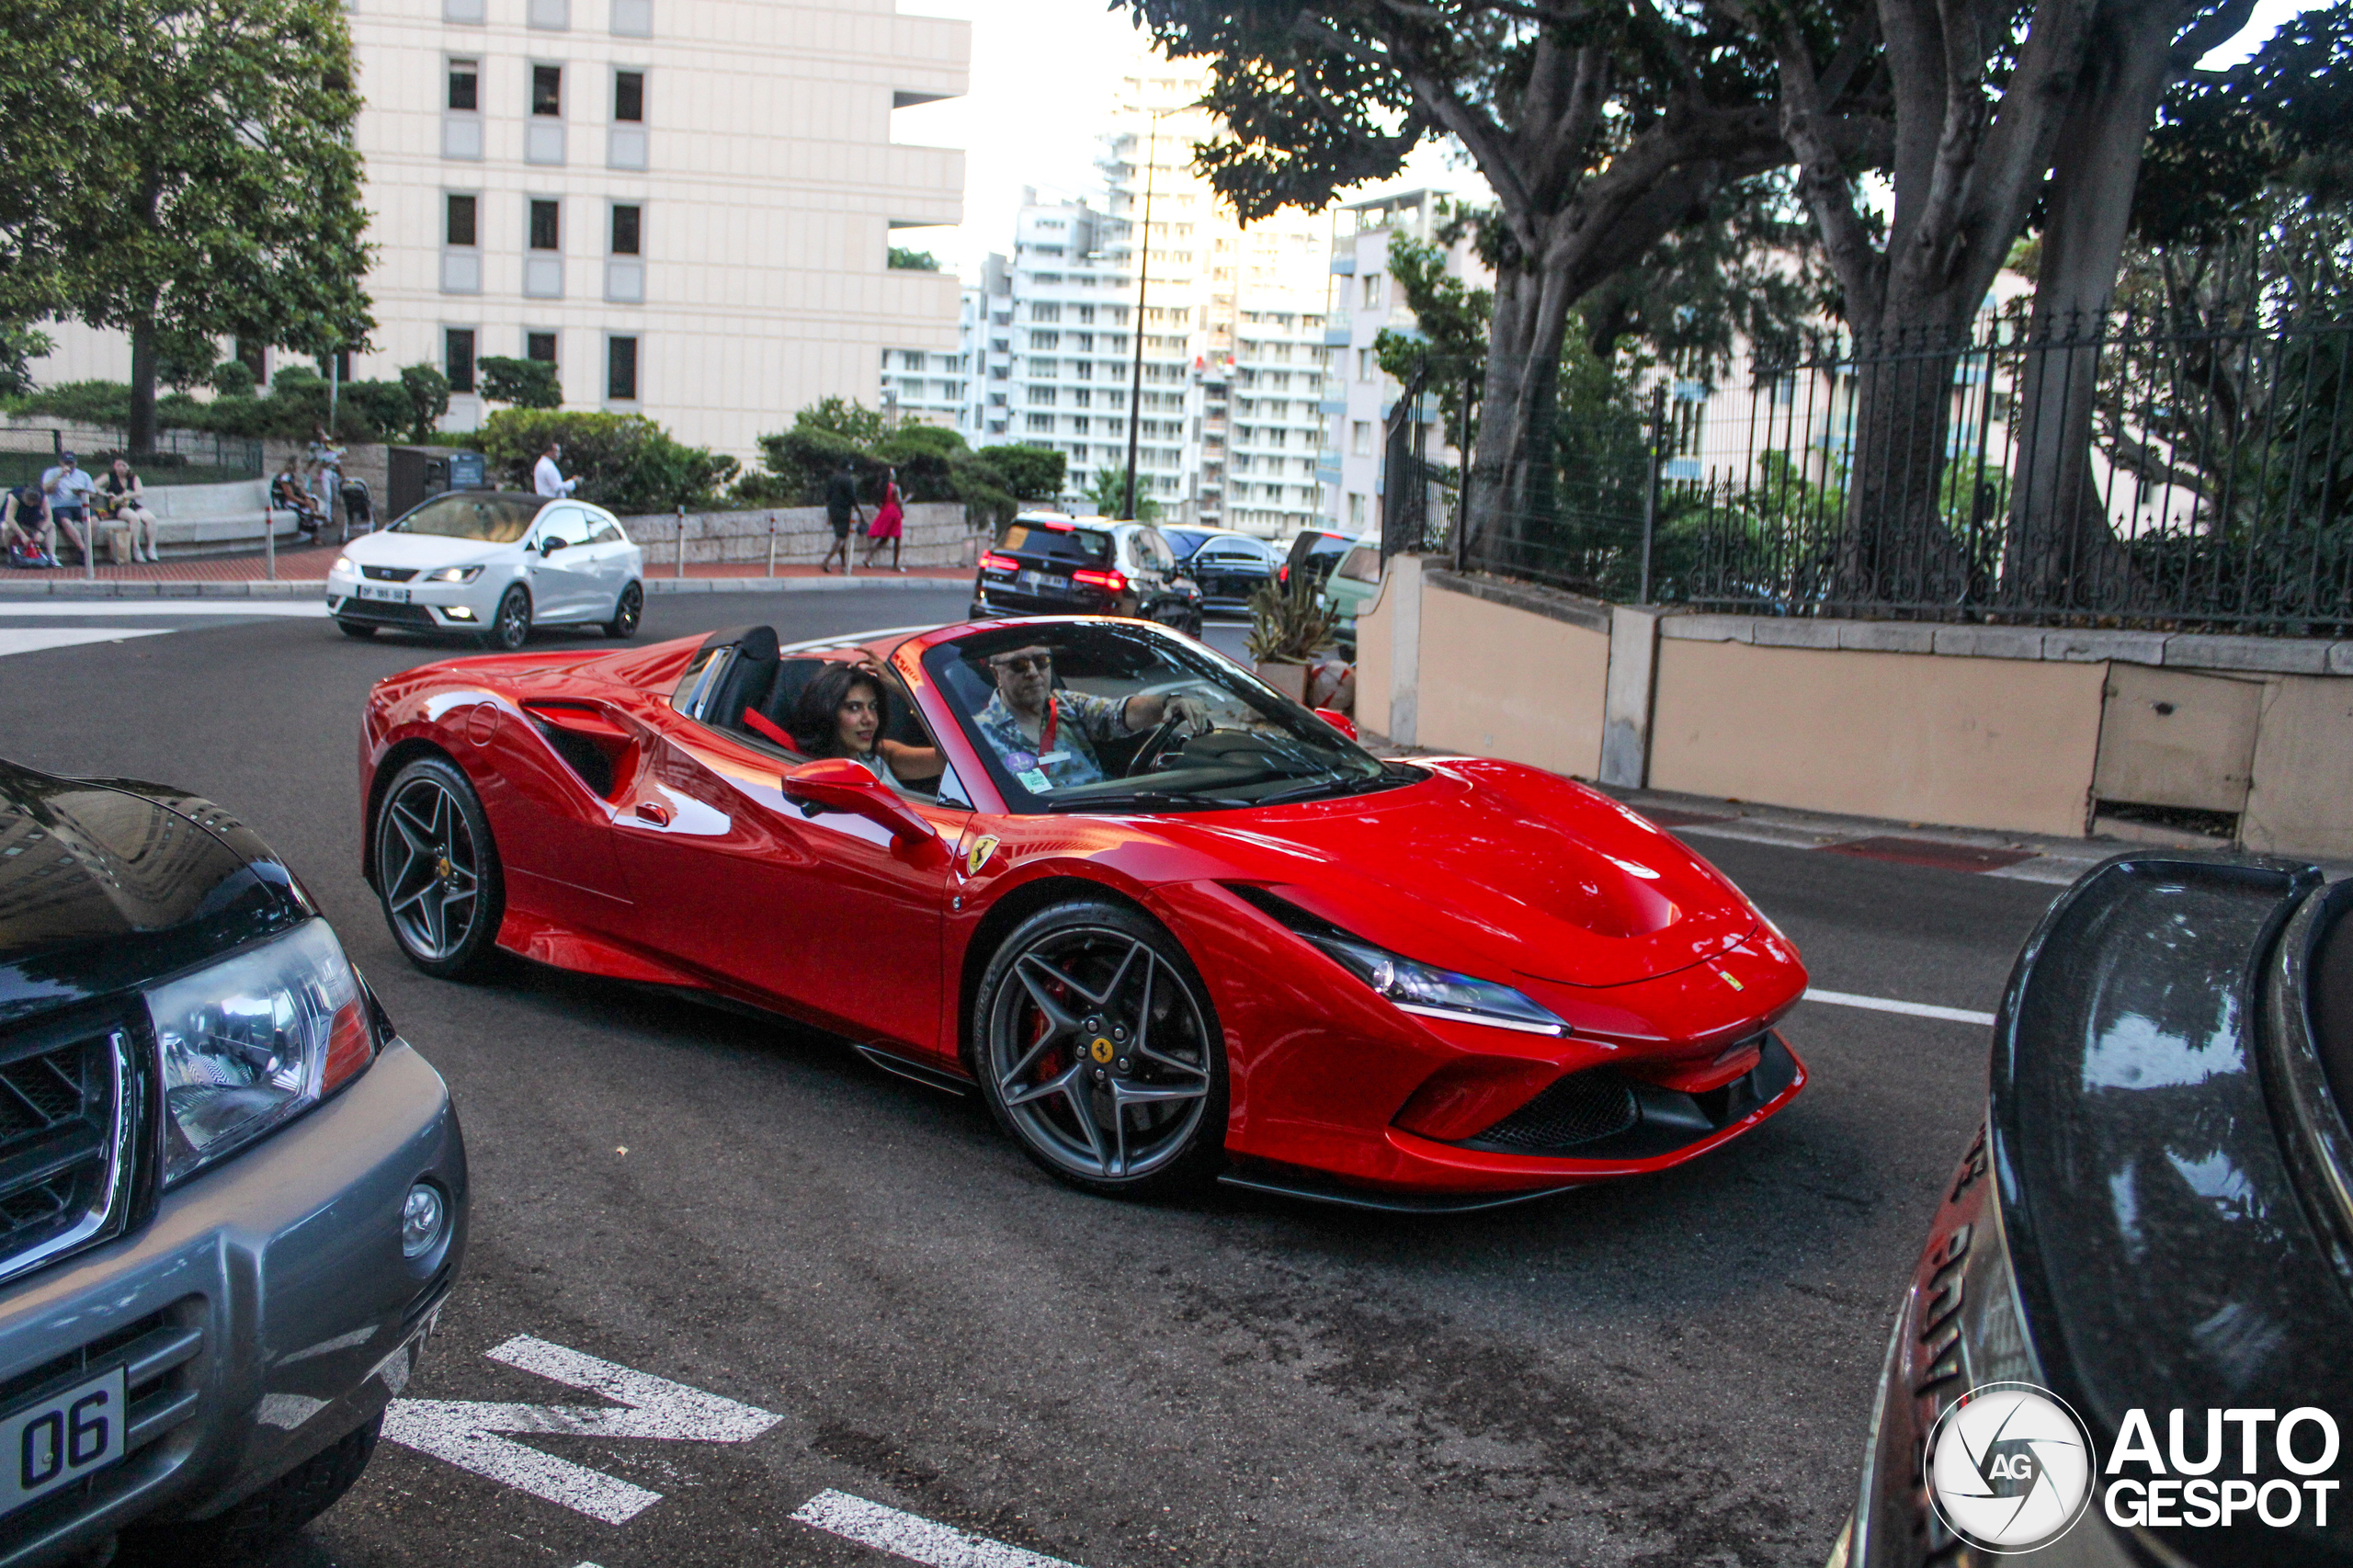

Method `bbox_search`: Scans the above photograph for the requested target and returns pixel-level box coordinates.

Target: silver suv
[0,761,466,1565]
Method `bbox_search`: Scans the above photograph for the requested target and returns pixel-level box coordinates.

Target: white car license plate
[1,1367,126,1517]
[1017,569,1066,592]
[358,584,411,604]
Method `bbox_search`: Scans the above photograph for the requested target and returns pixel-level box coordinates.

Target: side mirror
[1314,707,1358,741]
[780,758,940,853]
[540,534,568,554]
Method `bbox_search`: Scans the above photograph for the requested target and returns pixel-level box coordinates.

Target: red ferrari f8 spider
[359,615,1809,1208]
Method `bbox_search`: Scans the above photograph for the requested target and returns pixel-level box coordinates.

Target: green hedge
[474,408,737,513]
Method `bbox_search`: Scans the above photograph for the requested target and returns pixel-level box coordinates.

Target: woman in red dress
[862,466,905,572]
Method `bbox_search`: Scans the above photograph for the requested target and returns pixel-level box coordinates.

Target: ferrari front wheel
[974,900,1226,1197]
[374,755,506,980]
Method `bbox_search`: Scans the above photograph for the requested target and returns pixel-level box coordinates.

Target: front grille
[361,564,418,582]
[0,1301,206,1539]
[340,599,438,626]
[1472,1069,1640,1153]
[0,1026,131,1278]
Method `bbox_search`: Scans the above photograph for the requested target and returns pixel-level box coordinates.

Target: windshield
[394,493,542,542]
[924,620,1397,813]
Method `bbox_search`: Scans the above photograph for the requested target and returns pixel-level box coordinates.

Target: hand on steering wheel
[1126,711,1188,777]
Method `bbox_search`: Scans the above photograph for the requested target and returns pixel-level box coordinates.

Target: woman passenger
[790,662,941,789]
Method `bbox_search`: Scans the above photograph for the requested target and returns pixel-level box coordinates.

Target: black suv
[971,514,1202,635]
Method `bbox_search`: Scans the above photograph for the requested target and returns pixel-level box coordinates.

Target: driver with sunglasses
[972,644,1207,793]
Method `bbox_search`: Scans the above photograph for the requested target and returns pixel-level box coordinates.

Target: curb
[0,576,973,600]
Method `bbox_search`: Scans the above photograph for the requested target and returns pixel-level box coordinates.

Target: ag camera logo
[1924,1381,2096,1553]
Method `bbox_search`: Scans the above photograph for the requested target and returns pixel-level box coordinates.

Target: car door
[609,660,971,1051]
[581,508,638,612]
[526,506,598,620]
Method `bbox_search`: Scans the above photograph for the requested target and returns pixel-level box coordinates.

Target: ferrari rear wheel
[374,755,505,980]
[974,900,1226,1197]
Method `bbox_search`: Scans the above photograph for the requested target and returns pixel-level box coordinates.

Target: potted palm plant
[1245,571,1339,702]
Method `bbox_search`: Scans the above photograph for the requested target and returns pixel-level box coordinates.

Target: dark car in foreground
[971,513,1202,635]
[0,762,465,1565]
[1835,853,2352,1567]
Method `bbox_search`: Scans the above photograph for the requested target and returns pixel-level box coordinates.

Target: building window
[446,327,477,393]
[610,0,652,34]
[1351,420,1371,456]
[525,200,563,298]
[610,203,640,255]
[608,71,647,168]
[529,199,560,250]
[605,201,643,303]
[1026,413,1053,433]
[532,64,563,114]
[448,58,479,110]
[441,194,481,293]
[1030,302,1060,324]
[443,58,483,158]
[607,335,638,401]
[613,70,643,120]
[1360,273,1381,308]
[444,0,484,20]
[526,331,558,367]
[1356,347,1371,382]
[1347,492,1366,528]
[529,0,569,27]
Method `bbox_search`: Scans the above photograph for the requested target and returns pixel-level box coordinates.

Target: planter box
[1255,660,1308,701]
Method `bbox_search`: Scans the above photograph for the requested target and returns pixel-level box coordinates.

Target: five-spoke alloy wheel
[604,579,643,639]
[974,900,1226,1196]
[374,756,505,979]
[487,585,532,652]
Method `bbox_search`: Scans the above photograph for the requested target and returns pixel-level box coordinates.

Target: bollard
[675,506,685,579]
[265,507,276,580]
[766,514,777,579]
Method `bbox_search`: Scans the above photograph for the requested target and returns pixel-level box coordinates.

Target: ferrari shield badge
[966,834,1001,878]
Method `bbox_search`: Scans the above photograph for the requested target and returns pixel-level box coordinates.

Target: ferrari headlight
[1302,931,1568,1036]
[425,565,483,584]
[144,919,378,1187]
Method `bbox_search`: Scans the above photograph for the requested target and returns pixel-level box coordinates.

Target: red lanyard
[1040,696,1058,756]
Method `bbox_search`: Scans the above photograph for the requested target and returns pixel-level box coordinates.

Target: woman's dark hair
[791,662,882,757]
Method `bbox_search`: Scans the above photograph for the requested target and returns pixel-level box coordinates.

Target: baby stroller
[338,476,374,541]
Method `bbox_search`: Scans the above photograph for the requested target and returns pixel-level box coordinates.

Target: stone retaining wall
[615,502,981,570]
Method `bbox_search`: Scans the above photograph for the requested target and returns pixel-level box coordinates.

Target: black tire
[485,585,531,651]
[121,1415,380,1564]
[373,754,506,980]
[972,899,1227,1198]
[604,579,643,639]
[336,619,378,639]
[967,600,986,620]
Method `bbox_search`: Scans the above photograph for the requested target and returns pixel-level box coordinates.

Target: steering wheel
[1125,711,1188,777]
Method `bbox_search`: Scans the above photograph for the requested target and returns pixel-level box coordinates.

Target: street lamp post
[1120,108,1180,523]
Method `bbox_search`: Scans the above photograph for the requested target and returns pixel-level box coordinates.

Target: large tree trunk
[127,317,158,456]
[1836,329,1976,604]
[2002,0,2240,608]
[1464,260,1574,564]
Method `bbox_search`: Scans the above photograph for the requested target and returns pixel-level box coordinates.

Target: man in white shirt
[532,440,579,499]
[40,454,95,563]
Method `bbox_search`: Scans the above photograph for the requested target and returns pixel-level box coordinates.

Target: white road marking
[1802,988,1996,1028]
[792,1490,1086,1568]
[0,600,328,616]
[380,1335,781,1525]
[0,628,172,656]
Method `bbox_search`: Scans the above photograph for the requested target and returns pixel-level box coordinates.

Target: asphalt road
[0,590,2065,1568]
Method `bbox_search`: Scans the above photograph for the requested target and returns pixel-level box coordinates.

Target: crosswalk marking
[0,628,173,657]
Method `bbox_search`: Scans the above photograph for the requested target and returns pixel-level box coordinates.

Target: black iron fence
[0,426,263,489]
[1425,312,2353,634]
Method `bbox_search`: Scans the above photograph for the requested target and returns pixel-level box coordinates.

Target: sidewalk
[0,544,973,596]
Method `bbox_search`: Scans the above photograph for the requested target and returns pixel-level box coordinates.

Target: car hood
[342,532,519,570]
[1157,758,1756,988]
[0,761,310,1026]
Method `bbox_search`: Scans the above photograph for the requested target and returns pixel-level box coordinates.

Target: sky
[889,0,2328,286]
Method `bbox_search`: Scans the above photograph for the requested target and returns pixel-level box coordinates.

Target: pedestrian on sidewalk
[2,484,59,566]
[820,460,863,574]
[39,452,95,564]
[273,456,325,540]
[533,439,580,499]
[96,458,160,562]
[307,424,346,529]
[861,466,905,572]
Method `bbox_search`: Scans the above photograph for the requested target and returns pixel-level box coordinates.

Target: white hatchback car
[326,489,644,649]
